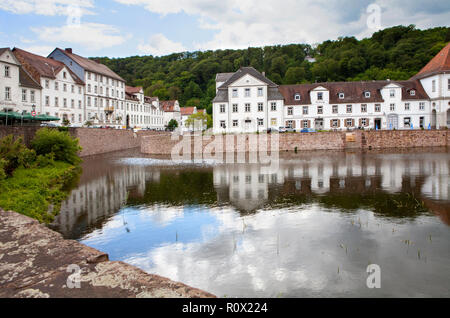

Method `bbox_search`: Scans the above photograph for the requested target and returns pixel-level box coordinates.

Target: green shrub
[0,135,36,176]
[35,153,55,168]
[0,158,6,180]
[31,128,82,165]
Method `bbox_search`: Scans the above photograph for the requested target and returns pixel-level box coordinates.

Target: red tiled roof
[160,100,178,112]
[280,80,429,105]
[411,42,450,80]
[126,86,143,94]
[180,107,196,116]
[125,92,139,102]
[52,48,125,82]
[13,47,84,85]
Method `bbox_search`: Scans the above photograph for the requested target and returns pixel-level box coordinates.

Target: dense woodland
[95,25,450,115]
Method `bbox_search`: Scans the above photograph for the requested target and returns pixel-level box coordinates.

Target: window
[87,97,91,107]
[4,87,11,100]
[45,80,49,88]
[361,118,367,126]
[258,118,264,126]
[375,104,381,112]
[30,90,35,103]
[245,103,251,112]
[233,120,238,127]
[404,117,411,128]
[390,89,395,97]
[55,82,58,90]
[419,102,425,110]
[232,89,238,98]
[286,120,294,128]
[317,92,323,100]
[63,84,67,92]
[71,85,75,93]
[78,87,82,94]
[294,94,301,101]
[339,93,345,99]
[220,120,226,128]
[79,114,82,123]
[22,89,27,102]
[361,104,367,113]
[302,120,309,128]
[405,103,410,111]
[4,65,10,77]
[71,99,75,108]
[245,88,251,97]
[287,107,293,116]
[45,96,50,106]
[63,72,67,79]
[220,104,226,113]
[63,98,67,107]
[232,104,238,113]
[390,103,395,111]
[303,106,308,115]
[332,119,339,128]
[346,119,353,127]
[365,91,371,98]
[271,118,277,126]
[258,87,263,97]
[88,72,91,80]
[346,105,352,113]
[317,106,323,114]
[55,97,59,107]
[432,80,436,92]
[258,103,264,112]
[448,79,450,90]
[410,90,415,96]
[332,105,338,114]
[271,102,277,111]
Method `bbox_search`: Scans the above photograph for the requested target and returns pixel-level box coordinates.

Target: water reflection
[53,149,450,297]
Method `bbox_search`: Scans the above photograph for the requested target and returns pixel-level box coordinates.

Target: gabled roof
[160,100,179,112]
[216,72,234,83]
[280,80,429,105]
[13,47,84,85]
[0,48,9,56]
[218,67,278,89]
[144,96,158,104]
[180,107,196,116]
[19,67,42,89]
[411,42,450,80]
[50,48,125,82]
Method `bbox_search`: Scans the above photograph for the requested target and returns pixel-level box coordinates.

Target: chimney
[262,72,266,77]
[65,48,72,54]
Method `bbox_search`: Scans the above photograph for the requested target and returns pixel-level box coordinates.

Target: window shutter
[308,120,311,128]
[365,119,369,127]
[293,121,296,128]
[344,120,347,127]
[359,119,362,127]
[338,119,341,128]
[330,119,333,127]
[352,119,355,127]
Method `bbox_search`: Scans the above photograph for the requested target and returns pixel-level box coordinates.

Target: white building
[161,100,181,128]
[213,67,285,134]
[213,43,450,133]
[0,47,42,116]
[180,106,207,132]
[13,48,84,125]
[48,48,126,127]
[125,86,164,130]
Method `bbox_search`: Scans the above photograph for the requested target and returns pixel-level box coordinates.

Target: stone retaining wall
[141,130,449,155]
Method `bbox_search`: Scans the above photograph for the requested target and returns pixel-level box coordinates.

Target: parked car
[301,128,316,133]
[285,127,296,133]
[278,126,287,133]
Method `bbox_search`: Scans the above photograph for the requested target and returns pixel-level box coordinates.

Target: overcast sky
[0,0,449,58]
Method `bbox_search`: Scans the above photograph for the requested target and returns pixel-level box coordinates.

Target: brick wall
[362,130,448,149]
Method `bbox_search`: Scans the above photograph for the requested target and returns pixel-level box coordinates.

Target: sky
[0,0,449,58]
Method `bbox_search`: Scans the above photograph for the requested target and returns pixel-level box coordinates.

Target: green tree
[284,67,306,84]
[185,112,212,130]
[167,119,178,131]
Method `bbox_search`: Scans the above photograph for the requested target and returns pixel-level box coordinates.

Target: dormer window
[364,91,371,98]
[410,90,415,96]
[339,93,345,99]
[294,93,301,101]
[317,92,323,100]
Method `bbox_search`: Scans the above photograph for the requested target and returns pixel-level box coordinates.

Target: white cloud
[137,33,186,56]
[115,0,450,52]
[20,45,54,56]
[0,0,95,16]
[31,23,127,51]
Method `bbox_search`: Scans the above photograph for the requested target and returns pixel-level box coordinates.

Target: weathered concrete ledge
[0,209,215,298]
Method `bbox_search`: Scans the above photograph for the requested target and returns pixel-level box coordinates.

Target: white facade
[213,68,284,134]
[40,67,85,125]
[162,100,182,127]
[125,87,164,130]
[419,73,450,128]
[0,48,41,115]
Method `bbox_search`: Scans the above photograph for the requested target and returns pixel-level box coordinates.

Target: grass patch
[0,161,80,223]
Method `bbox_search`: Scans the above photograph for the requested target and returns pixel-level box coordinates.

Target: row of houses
[213,43,450,133]
[0,47,202,130]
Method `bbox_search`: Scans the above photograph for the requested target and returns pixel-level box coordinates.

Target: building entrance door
[315,118,324,130]
[387,114,398,130]
[374,118,382,130]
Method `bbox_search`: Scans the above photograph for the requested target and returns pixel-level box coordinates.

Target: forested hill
[95,25,450,114]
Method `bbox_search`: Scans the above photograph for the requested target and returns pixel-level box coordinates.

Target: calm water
[53,148,450,297]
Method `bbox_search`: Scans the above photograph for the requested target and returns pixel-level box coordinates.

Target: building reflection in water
[54,150,450,238]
